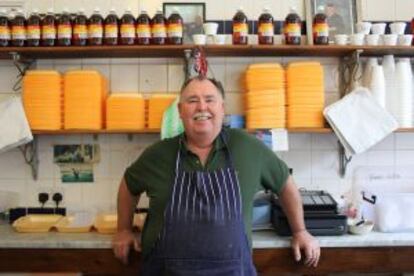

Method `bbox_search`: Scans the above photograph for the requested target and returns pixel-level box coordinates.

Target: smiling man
[112,76,320,275]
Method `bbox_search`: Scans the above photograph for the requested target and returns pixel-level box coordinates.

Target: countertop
[2,222,414,249]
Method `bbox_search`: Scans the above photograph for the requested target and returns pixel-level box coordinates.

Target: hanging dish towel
[0,96,33,153]
[323,87,398,155]
[161,98,184,140]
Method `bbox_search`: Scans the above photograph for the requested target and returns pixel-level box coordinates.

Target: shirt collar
[179,129,227,155]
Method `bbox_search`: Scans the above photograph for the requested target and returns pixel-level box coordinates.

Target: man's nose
[197,100,207,110]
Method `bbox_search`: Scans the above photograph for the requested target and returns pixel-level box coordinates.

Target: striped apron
[141,133,257,276]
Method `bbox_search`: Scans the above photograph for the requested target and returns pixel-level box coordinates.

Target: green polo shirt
[124,128,289,257]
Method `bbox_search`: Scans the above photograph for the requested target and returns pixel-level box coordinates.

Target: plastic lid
[78,8,85,14]
[317,5,325,12]
[31,8,39,14]
[109,8,117,14]
[124,7,132,13]
[47,8,54,14]
[62,8,70,13]
[171,8,180,14]
[93,7,100,13]
[290,6,298,13]
[237,6,244,11]
[262,7,271,13]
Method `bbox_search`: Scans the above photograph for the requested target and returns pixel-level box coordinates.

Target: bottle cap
[317,5,325,12]
[290,6,298,13]
[47,8,54,14]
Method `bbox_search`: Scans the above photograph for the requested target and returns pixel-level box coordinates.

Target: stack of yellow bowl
[63,70,108,130]
[244,64,286,129]
[106,93,145,130]
[147,94,177,129]
[286,62,325,128]
[22,70,62,130]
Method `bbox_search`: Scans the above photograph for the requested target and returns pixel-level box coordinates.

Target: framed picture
[163,2,206,44]
[305,0,362,44]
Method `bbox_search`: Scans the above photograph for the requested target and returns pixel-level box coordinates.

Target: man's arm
[278,175,320,267]
[112,178,141,264]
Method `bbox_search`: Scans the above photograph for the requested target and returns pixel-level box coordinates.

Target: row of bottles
[0,8,183,47]
[233,7,329,45]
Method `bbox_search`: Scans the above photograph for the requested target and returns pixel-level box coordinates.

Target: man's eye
[188,99,198,103]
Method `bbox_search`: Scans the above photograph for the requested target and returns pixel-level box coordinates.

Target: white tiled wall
[1,0,414,211]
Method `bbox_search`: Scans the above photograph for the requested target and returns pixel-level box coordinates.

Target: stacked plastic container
[22,70,62,130]
[106,93,146,130]
[286,62,325,128]
[244,64,286,129]
[147,94,177,129]
[63,70,108,130]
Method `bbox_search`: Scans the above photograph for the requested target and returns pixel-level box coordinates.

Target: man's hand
[112,229,141,265]
[291,230,320,267]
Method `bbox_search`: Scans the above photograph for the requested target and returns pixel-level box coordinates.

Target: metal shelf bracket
[338,141,352,177]
[19,136,39,180]
[10,51,35,92]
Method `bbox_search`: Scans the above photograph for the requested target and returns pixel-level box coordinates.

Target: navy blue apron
[142,133,257,276]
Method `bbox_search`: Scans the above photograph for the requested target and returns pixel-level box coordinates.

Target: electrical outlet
[50,187,65,208]
[35,186,53,208]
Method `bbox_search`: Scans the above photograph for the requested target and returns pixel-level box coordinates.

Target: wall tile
[312,133,338,150]
[323,64,339,92]
[395,133,414,150]
[0,179,26,206]
[0,149,28,180]
[60,184,84,212]
[54,64,82,74]
[311,150,340,179]
[395,0,414,21]
[0,66,18,93]
[251,0,284,21]
[395,151,414,166]
[282,150,312,178]
[224,0,254,20]
[25,179,55,208]
[325,92,340,106]
[109,150,132,179]
[366,0,395,21]
[167,64,185,93]
[369,133,395,151]
[111,64,139,92]
[225,61,250,92]
[224,92,243,115]
[289,133,311,150]
[111,58,140,65]
[139,64,168,92]
[366,150,394,166]
[81,64,111,79]
[28,0,54,13]
[209,63,226,89]
[54,0,83,13]
[82,0,111,16]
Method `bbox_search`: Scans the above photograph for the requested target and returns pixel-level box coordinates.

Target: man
[112,77,320,275]
[326,3,346,38]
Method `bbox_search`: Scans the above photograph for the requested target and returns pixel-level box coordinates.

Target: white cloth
[0,96,33,153]
[323,87,398,155]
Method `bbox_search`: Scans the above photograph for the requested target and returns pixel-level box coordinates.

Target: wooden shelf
[1,45,413,60]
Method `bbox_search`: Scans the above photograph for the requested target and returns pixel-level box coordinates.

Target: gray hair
[180,76,225,99]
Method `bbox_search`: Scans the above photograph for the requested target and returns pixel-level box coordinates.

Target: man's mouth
[193,112,212,121]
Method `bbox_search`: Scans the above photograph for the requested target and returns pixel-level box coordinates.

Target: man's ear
[178,101,183,119]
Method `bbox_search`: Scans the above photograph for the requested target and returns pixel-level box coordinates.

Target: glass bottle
[284,7,301,45]
[167,9,183,45]
[0,8,9,47]
[27,9,41,47]
[258,7,273,45]
[57,8,72,46]
[313,5,329,45]
[136,10,151,45]
[120,8,135,45]
[104,8,118,45]
[88,8,104,46]
[411,17,414,46]
[232,8,248,45]
[41,8,56,46]
[151,9,166,45]
[11,9,26,47]
[72,9,87,46]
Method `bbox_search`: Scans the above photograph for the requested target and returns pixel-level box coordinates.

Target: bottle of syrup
[151,9,166,45]
[11,9,26,47]
[167,9,183,45]
[104,8,118,45]
[136,10,151,45]
[72,9,87,46]
[120,8,135,45]
[26,9,41,47]
[313,6,329,45]
[232,8,248,45]
[88,8,104,46]
[41,8,56,46]
[0,8,9,47]
[258,7,273,45]
[411,17,414,46]
[57,8,72,46]
[284,7,301,45]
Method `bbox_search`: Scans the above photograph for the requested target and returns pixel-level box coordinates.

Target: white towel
[0,96,33,153]
[323,87,398,155]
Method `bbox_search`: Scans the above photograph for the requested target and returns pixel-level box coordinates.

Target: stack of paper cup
[382,55,396,114]
[362,58,378,87]
[368,64,386,107]
[391,59,413,127]
[356,22,372,35]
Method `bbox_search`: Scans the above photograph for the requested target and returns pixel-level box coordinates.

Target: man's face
[178,79,225,140]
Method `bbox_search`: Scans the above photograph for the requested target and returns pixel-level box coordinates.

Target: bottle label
[89,24,103,38]
[120,23,135,38]
[58,24,72,39]
[27,25,41,39]
[11,26,26,40]
[105,24,118,38]
[313,23,329,37]
[42,25,56,39]
[233,22,248,36]
[284,23,301,37]
[258,22,274,37]
[0,26,11,40]
[167,23,183,38]
[136,24,151,38]
[74,24,87,39]
[152,23,166,38]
